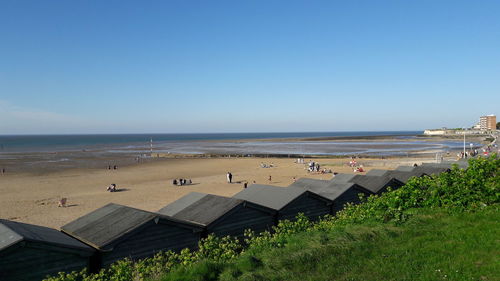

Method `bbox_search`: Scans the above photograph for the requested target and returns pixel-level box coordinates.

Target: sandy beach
[0,155,446,229]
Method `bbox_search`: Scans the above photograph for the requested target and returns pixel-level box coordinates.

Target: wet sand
[0,134,485,174]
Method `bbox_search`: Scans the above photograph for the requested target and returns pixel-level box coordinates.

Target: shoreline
[0,133,487,175]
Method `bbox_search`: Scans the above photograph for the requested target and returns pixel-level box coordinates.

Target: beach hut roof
[62,203,201,250]
[350,175,402,194]
[288,178,362,200]
[414,165,450,176]
[368,164,451,184]
[422,161,467,170]
[158,192,208,217]
[233,184,318,211]
[330,173,356,183]
[386,170,421,183]
[288,178,330,190]
[0,219,93,253]
[366,169,390,177]
[395,166,416,172]
[317,182,367,201]
[367,169,419,184]
[158,192,251,226]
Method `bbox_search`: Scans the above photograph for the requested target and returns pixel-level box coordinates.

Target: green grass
[159,206,499,281]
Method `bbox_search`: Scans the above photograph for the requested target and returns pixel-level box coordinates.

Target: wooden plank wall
[279,194,331,221]
[0,243,89,281]
[209,206,275,238]
[332,188,368,214]
[101,221,201,267]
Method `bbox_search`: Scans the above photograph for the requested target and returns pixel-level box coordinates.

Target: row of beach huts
[0,161,468,281]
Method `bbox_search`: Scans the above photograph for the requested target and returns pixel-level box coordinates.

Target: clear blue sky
[1,0,499,134]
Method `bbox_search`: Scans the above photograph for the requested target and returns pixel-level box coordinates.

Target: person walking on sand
[227,172,233,183]
[268,175,272,182]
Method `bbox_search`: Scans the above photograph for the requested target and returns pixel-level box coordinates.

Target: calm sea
[0,131,483,173]
[0,131,422,153]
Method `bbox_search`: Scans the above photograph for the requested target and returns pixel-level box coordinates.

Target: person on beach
[107,184,117,192]
[58,198,67,207]
[268,175,272,182]
[227,172,233,183]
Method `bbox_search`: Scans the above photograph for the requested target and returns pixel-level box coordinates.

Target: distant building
[480,115,496,131]
[423,129,462,135]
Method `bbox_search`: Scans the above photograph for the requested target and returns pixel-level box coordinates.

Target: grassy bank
[163,206,498,281]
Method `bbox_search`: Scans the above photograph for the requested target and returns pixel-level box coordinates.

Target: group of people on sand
[348,157,365,173]
[307,161,320,172]
[173,178,192,186]
[260,162,274,168]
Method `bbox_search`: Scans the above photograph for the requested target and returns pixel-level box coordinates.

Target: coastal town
[424,114,498,135]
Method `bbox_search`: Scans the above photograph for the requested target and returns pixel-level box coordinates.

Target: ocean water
[0,131,481,172]
[0,131,423,153]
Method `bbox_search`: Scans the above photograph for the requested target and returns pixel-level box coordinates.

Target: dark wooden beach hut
[366,169,419,184]
[394,166,434,180]
[366,169,391,177]
[290,179,372,214]
[414,165,450,176]
[157,192,275,238]
[61,203,203,268]
[396,165,416,172]
[420,163,455,172]
[422,160,468,170]
[0,219,94,281]
[332,173,404,194]
[288,178,330,190]
[322,182,373,213]
[330,173,356,183]
[351,174,404,194]
[233,183,332,222]
[369,163,453,184]
[393,164,451,180]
